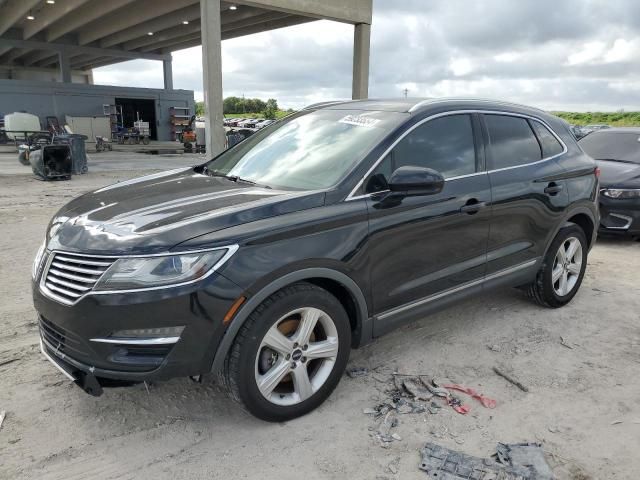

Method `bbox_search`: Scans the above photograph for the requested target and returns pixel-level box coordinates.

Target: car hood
[46,167,325,254]
[596,159,640,188]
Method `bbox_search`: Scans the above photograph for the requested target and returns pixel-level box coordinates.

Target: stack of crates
[133,120,150,137]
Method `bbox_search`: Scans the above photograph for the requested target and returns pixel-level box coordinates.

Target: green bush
[554,112,640,127]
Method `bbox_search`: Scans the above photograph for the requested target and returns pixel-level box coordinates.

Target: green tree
[195,101,204,116]
[263,98,279,120]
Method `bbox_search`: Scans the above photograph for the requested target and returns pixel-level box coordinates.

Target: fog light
[111,326,185,338]
[91,326,185,345]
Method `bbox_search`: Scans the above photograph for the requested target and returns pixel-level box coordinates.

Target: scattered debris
[386,457,400,475]
[402,378,433,401]
[560,336,573,349]
[493,366,529,392]
[488,344,502,352]
[547,425,561,433]
[0,410,5,431]
[365,375,496,421]
[375,411,400,445]
[495,443,555,479]
[423,379,450,398]
[0,358,19,368]
[346,367,369,378]
[610,420,623,425]
[443,384,497,409]
[420,441,554,479]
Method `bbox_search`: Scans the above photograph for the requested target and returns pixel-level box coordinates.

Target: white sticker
[339,115,381,128]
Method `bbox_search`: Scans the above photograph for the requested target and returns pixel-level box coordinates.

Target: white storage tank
[4,112,41,139]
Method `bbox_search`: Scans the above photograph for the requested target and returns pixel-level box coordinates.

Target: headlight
[32,240,46,279]
[94,246,237,291]
[601,188,640,199]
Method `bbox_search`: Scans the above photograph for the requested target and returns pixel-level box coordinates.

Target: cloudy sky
[93,0,640,111]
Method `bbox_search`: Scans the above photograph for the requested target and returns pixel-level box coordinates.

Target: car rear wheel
[525,223,588,308]
[223,282,351,421]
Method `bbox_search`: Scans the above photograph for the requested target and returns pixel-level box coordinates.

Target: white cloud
[449,58,473,76]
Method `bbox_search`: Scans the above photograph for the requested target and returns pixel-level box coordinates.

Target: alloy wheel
[254,307,339,406]
[552,236,583,296]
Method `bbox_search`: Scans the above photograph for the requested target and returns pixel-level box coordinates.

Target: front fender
[209,267,371,375]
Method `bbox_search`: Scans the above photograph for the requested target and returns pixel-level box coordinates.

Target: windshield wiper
[201,166,272,189]
[227,175,272,189]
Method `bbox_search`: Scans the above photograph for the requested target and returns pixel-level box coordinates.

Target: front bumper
[599,197,640,235]
[34,271,244,390]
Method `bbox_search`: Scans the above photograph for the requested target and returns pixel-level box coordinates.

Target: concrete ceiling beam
[21,50,58,66]
[23,0,92,40]
[99,4,202,48]
[45,0,138,42]
[76,0,198,46]
[222,15,313,40]
[0,47,29,65]
[0,37,171,62]
[124,22,201,51]
[233,0,372,24]
[140,33,201,53]
[0,0,42,36]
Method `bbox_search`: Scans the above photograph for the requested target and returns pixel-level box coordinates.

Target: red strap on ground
[449,402,470,415]
[443,384,497,409]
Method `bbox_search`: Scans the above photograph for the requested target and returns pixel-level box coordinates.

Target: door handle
[460,200,486,214]
[544,182,563,196]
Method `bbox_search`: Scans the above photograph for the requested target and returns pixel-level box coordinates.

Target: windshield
[205,109,407,190]
[579,131,640,164]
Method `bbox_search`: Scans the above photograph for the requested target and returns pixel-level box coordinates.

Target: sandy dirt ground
[0,151,639,480]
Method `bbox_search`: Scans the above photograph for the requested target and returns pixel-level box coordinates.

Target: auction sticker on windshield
[339,115,381,128]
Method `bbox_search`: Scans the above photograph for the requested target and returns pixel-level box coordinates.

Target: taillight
[594,166,601,178]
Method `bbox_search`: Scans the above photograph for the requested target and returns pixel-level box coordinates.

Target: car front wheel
[223,282,351,421]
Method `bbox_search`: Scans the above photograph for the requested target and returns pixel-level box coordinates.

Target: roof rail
[407,99,435,113]
[302,100,346,110]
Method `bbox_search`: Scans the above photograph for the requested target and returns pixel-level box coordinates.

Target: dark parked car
[33,99,598,421]
[579,127,640,236]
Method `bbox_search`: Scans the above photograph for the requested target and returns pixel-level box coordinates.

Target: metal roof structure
[0,0,371,71]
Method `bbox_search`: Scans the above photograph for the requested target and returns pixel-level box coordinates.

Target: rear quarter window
[530,121,564,158]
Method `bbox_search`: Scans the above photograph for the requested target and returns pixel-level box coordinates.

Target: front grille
[39,316,88,358]
[42,252,116,305]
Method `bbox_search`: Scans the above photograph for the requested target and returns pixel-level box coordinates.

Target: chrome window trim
[377,259,537,321]
[39,245,239,306]
[346,109,568,201]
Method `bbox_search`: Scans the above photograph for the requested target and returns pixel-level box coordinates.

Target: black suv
[33,99,599,421]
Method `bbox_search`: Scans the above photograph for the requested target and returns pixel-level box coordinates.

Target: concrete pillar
[200,0,226,156]
[59,49,71,83]
[163,58,173,90]
[352,23,370,100]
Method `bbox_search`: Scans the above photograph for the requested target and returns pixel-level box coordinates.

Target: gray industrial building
[0,0,373,148]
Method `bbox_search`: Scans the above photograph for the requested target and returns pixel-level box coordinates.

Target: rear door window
[485,114,542,169]
[530,121,564,158]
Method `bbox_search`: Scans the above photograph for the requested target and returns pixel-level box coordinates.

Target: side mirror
[387,165,444,196]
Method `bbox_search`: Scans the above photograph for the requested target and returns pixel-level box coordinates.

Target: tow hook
[75,371,104,397]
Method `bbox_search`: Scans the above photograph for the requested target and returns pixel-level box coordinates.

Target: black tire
[223,282,351,422]
[525,223,588,308]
